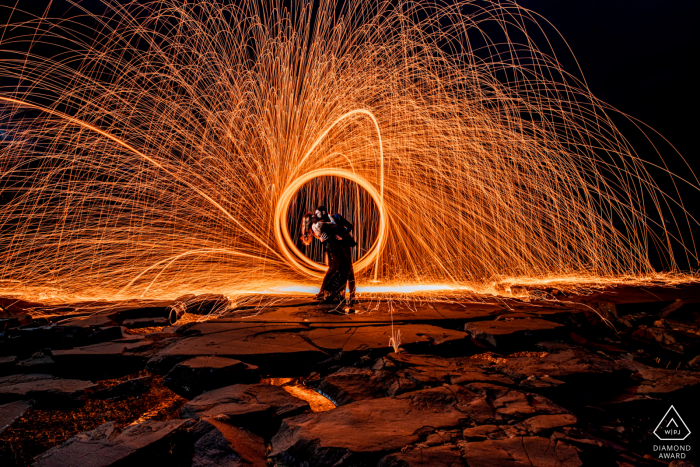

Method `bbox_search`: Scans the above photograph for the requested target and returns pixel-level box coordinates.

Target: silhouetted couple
[301,206,356,304]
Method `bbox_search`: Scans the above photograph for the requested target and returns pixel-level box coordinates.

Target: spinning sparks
[0,0,697,301]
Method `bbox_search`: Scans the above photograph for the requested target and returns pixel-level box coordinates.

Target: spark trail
[0,0,696,301]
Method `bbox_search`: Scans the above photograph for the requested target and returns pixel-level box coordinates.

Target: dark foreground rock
[0,356,18,375]
[617,359,700,398]
[304,323,470,355]
[146,323,326,375]
[0,374,95,407]
[464,316,563,350]
[316,366,411,406]
[52,335,168,379]
[122,317,169,328]
[15,350,55,370]
[148,321,471,376]
[320,342,634,409]
[181,383,310,436]
[164,356,260,398]
[2,286,700,465]
[520,413,577,434]
[462,436,582,467]
[31,419,187,467]
[191,417,266,467]
[269,384,568,466]
[0,324,124,357]
[600,358,700,415]
[0,314,32,332]
[89,376,152,401]
[0,400,31,434]
[378,445,466,466]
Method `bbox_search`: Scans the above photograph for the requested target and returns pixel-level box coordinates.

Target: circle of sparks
[275,168,387,279]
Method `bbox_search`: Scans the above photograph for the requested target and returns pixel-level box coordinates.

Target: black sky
[516,0,699,186]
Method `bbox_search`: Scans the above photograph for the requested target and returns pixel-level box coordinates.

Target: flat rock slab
[221,301,501,325]
[0,325,116,356]
[270,384,568,466]
[181,383,310,436]
[151,321,470,376]
[164,356,260,398]
[304,324,470,354]
[317,367,414,406]
[52,336,160,379]
[378,445,466,466]
[0,374,95,407]
[58,315,118,328]
[122,317,169,328]
[270,386,471,466]
[464,317,563,349]
[148,323,325,375]
[32,419,186,467]
[0,400,31,434]
[191,418,266,467]
[463,436,582,467]
[52,336,152,357]
[521,413,577,434]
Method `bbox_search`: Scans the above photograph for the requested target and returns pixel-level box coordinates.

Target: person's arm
[334,214,353,235]
[315,222,332,241]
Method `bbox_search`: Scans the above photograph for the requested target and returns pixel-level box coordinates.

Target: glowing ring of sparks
[274,168,386,279]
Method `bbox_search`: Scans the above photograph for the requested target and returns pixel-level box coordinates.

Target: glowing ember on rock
[261,378,335,413]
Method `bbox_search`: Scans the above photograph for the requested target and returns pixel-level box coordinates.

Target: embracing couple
[301,206,356,304]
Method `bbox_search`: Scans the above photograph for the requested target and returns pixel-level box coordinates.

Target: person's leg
[321,247,344,302]
[317,251,333,299]
[325,246,350,303]
[315,247,332,299]
[344,245,356,301]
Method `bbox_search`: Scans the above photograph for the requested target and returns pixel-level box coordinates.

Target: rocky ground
[0,284,699,466]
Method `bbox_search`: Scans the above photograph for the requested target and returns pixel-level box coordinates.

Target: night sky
[516,0,699,210]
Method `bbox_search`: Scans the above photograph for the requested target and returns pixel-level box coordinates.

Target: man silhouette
[315,206,356,302]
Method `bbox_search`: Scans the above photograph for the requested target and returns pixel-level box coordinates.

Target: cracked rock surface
[0,284,699,466]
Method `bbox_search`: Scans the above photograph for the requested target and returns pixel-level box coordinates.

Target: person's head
[315,205,329,221]
[301,212,318,245]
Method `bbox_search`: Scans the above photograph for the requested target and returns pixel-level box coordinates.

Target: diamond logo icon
[654,406,691,441]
